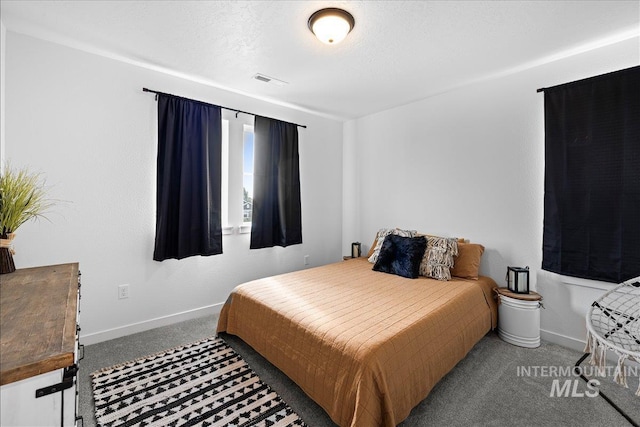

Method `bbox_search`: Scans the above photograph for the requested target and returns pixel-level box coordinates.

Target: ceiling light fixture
[308,8,355,45]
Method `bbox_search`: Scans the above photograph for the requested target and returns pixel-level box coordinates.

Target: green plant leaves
[0,165,55,237]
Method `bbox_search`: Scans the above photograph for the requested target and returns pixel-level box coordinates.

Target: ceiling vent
[253,73,288,86]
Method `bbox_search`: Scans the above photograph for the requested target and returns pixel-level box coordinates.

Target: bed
[217,248,498,427]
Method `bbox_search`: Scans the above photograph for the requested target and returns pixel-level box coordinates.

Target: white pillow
[368,228,417,263]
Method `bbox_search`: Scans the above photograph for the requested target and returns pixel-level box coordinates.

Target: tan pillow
[451,242,485,280]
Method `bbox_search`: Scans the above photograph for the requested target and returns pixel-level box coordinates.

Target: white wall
[4,32,344,344]
[343,37,639,351]
[341,120,360,253]
[1,20,6,165]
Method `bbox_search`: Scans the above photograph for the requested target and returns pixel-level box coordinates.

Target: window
[541,66,639,283]
[243,125,254,224]
[221,111,254,233]
[221,119,230,228]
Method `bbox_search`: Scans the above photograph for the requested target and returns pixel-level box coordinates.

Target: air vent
[253,74,288,86]
[254,74,271,83]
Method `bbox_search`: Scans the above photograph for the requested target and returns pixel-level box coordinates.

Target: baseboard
[540,328,587,353]
[540,328,627,365]
[80,302,224,346]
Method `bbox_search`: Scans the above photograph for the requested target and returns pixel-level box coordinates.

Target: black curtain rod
[142,87,307,129]
[536,65,639,93]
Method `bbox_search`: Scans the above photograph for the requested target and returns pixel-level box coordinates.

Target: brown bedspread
[217,258,497,427]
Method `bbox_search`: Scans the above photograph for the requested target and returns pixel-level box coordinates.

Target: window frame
[221,111,254,235]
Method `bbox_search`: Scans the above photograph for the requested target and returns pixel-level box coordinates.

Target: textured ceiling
[1,1,639,120]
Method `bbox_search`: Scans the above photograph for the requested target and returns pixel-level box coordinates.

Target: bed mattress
[217,257,497,427]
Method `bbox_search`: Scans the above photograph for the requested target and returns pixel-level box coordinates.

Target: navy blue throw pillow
[373,234,427,279]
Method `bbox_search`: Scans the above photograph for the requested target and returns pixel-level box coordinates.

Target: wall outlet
[118,284,129,299]
[304,255,310,266]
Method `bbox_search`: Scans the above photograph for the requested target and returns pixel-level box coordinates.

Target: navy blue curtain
[542,66,640,283]
[153,94,223,261]
[250,116,302,249]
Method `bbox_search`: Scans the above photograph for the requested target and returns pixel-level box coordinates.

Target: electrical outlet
[304,255,310,266]
[118,284,129,299]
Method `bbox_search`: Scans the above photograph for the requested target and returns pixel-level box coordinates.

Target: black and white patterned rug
[91,336,307,427]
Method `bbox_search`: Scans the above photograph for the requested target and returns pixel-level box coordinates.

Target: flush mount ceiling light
[308,8,355,45]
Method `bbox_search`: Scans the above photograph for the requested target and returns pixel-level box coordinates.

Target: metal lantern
[351,242,361,258]
[506,266,530,294]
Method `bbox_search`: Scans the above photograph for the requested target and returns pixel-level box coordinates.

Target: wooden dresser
[0,263,81,426]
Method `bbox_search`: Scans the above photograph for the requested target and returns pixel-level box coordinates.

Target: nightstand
[495,287,543,348]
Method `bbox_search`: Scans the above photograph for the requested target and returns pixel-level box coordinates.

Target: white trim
[540,328,586,353]
[540,329,640,366]
[544,269,617,291]
[560,275,616,291]
[540,329,621,364]
[80,302,224,345]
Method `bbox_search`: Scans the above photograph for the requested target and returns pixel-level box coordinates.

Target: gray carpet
[79,314,639,426]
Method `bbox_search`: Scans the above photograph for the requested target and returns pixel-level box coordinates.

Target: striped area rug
[91,336,307,427]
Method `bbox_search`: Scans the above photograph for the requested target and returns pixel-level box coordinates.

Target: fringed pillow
[373,235,427,279]
[368,228,417,263]
[419,236,459,280]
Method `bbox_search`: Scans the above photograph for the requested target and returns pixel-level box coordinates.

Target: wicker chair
[575,276,640,426]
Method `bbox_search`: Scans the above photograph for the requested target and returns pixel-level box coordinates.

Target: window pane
[221,119,229,226]
[243,127,254,224]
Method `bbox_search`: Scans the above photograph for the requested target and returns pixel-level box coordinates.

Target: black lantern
[506,266,529,294]
[351,242,361,258]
